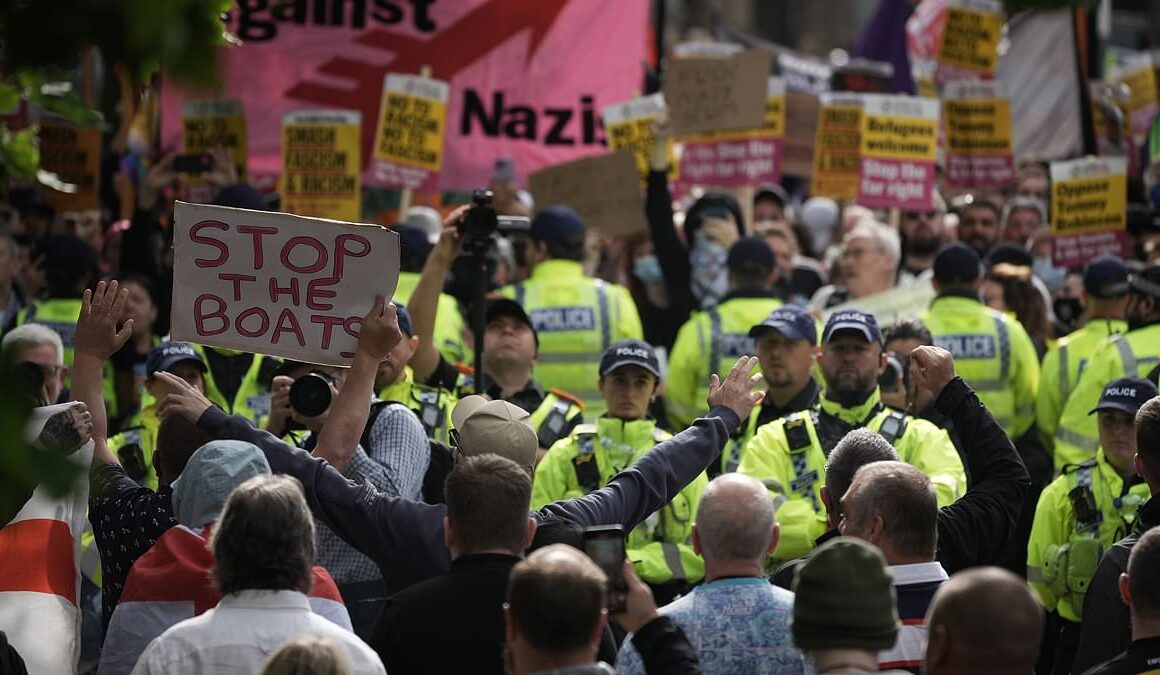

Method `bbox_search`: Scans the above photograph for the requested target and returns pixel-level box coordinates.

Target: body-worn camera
[289,371,336,418]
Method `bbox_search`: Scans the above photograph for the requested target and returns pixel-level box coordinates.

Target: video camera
[457,188,529,256]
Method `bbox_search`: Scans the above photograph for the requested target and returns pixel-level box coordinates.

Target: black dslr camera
[289,371,337,418]
[457,188,530,256]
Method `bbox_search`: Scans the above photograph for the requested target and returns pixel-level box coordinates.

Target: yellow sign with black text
[280,110,362,222]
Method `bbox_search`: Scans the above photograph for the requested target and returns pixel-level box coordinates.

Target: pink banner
[1052,230,1128,269]
[161,0,647,190]
[857,157,936,211]
[678,137,782,187]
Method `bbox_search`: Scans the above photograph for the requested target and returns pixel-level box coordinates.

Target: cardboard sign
[1111,53,1160,142]
[38,120,101,212]
[280,111,362,222]
[942,80,1015,189]
[529,151,646,236]
[810,94,863,200]
[663,49,770,135]
[602,94,676,183]
[1050,157,1128,267]
[372,74,449,190]
[678,77,786,188]
[182,99,247,184]
[170,202,400,366]
[857,95,940,210]
[936,0,1003,82]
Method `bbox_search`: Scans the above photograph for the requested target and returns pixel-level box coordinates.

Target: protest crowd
[6,1,1160,674]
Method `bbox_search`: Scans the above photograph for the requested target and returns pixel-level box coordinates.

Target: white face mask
[690,233,728,308]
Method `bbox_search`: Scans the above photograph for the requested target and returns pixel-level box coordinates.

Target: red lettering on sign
[219,273,257,301]
[311,315,345,350]
[236,307,270,337]
[271,308,306,346]
[334,234,372,278]
[237,225,278,269]
[194,294,229,335]
[306,277,338,311]
[190,221,230,268]
[340,316,363,358]
[269,277,301,304]
[280,236,328,274]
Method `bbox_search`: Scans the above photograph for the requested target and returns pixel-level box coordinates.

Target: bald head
[841,461,937,562]
[506,544,607,654]
[925,567,1043,675]
[694,474,777,563]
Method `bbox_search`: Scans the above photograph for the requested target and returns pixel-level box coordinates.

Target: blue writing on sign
[530,306,596,332]
[935,334,997,359]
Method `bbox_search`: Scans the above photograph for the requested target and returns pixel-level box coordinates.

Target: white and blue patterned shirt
[616,577,810,675]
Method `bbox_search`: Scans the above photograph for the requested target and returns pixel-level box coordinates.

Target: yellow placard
[603,94,676,183]
[1116,64,1159,114]
[373,74,448,172]
[811,101,862,200]
[39,120,102,212]
[182,99,247,180]
[280,111,362,222]
[861,114,939,162]
[937,4,1002,76]
[1050,159,1127,236]
[943,98,1012,156]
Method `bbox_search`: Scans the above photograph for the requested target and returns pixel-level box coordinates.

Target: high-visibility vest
[190,345,279,428]
[666,294,780,429]
[923,295,1040,438]
[1026,451,1149,621]
[393,271,469,365]
[379,368,458,444]
[1037,319,1128,448]
[1053,324,1160,472]
[526,389,585,450]
[531,416,705,585]
[107,406,161,490]
[737,389,966,562]
[498,260,643,418]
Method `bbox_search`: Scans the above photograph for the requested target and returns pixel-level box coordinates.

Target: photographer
[409,206,584,460]
[264,328,428,640]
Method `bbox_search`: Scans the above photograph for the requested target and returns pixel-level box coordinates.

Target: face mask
[633,255,664,285]
[690,233,728,307]
[1032,256,1067,292]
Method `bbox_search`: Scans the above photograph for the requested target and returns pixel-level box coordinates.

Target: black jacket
[772,377,1029,587]
[1072,496,1160,674]
[374,554,622,675]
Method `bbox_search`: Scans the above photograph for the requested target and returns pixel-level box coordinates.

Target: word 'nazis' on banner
[1050,157,1128,267]
[857,95,939,210]
[373,74,449,190]
[281,111,362,222]
[170,202,399,365]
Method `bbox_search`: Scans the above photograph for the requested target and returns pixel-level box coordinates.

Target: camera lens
[289,373,333,418]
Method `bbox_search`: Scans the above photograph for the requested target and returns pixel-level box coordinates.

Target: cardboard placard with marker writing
[663,49,769,135]
[529,151,647,237]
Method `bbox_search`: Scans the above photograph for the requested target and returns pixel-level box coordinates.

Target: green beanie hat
[791,537,901,652]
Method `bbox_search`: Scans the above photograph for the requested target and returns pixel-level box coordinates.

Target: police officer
[1037,256,1130,452]
[666,237,782,429]
[107,342,207,489]
[191,343,280,429]
[738,310,966,562]
[717,305,820,476]
[14,234,100,375]
[531,339,707,601]
[403,218,584,456]
[390,223,468,365]
[1054,265,1160,470]
[1027,377,1157,672]
[497,206,643,416]
[374,305,457,443]
[922,242,1040,439]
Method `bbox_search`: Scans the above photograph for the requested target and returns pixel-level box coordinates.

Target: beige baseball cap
[451,395,538,470]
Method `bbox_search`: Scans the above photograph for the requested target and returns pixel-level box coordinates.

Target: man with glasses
[2,323,67,404]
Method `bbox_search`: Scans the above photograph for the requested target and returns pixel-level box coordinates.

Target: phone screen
[583,527,627,612]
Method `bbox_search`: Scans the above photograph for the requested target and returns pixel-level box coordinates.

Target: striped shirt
[878,562,948,674]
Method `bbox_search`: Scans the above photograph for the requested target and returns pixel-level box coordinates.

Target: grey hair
[694,474,776,562]
[1003,197,1047,226]
[825,429,900,505]
[846,220,901,265]
[2,323,64,366]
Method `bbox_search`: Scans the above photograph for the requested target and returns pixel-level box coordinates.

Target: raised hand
[75,280,133,362]
[706,356,764,426]
[909,346,957,399]
[154,371,215,423]
[356,295,402,361]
